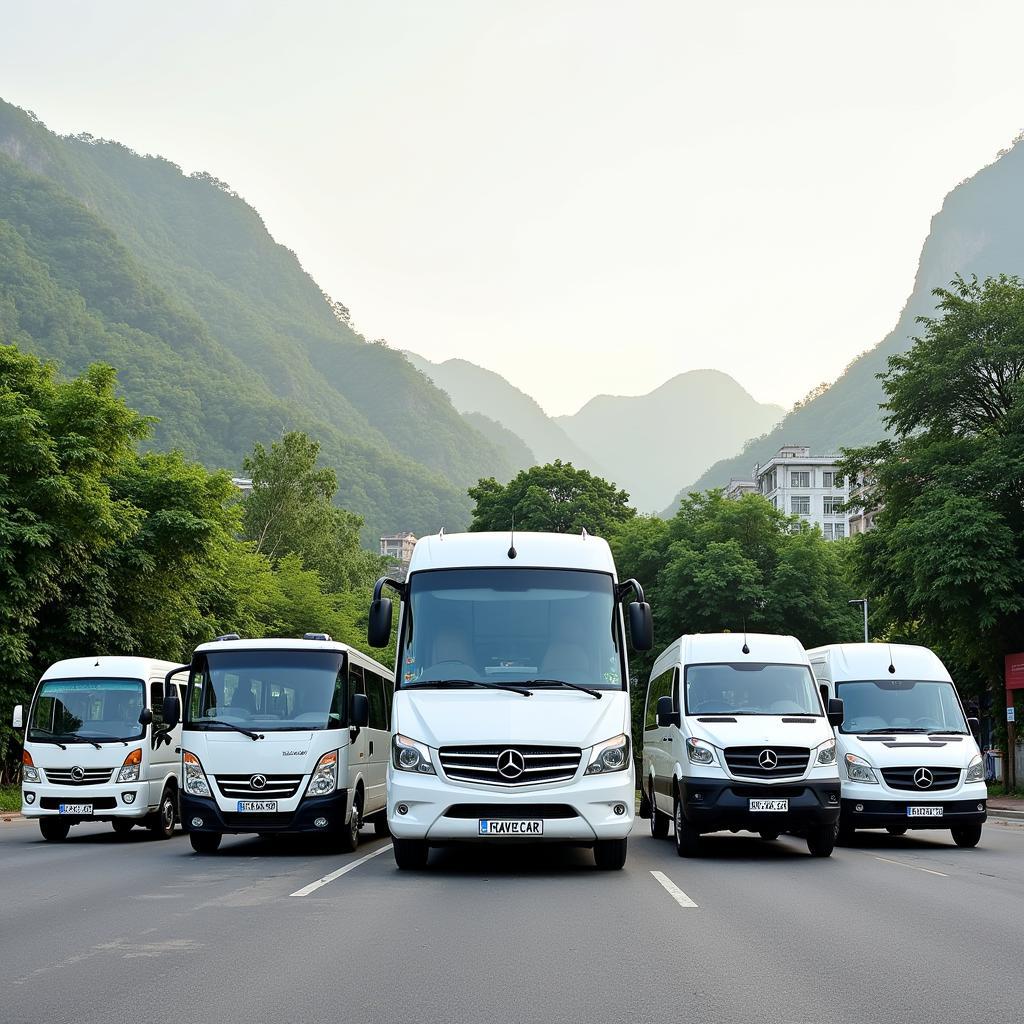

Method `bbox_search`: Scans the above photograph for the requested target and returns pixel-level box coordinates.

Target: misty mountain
[461,411,535,473]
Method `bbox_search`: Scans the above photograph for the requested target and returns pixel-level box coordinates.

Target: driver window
[150,682,165,727]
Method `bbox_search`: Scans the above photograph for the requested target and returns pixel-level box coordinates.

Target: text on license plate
[749,799,788,812]
[237,800,278,813]
[907,806,943,817]
[479,819,543,836]
[58,803,92,815]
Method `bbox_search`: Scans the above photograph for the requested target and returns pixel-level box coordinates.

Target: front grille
[215,774,304,798]
[43,767,114,786]
[881,766,961,792]
[724,746,810,779]
[443,803,579,819]
[40,797,117,810]
[438,745,582,787]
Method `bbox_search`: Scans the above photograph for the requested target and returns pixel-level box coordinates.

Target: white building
[751,445,851,540]
[725,478,756,500]
[231,476,253,498]
[380,532,417,563]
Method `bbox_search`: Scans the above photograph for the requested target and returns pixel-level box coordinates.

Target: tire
[148,787,176,839]
[759,830,780,841]
[673,788,701,858]
[189,831,222,854]
[112,819,135,836]
[373,815,391,837]
[338,793,362,853]
[650,783,670,838]
[806,824,835,858]
[39,818,71,842]
[951,823,982,848]
[594,837,628,870]
[886,826,907,836]
[393,837,429,870]
[835,814,856,846]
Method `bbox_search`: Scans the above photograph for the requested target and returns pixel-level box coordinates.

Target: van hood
[688,716,831,750]
[189,729,320,773]
[30,740,143,771]
[394,690,628,750]
[841,732,981,767]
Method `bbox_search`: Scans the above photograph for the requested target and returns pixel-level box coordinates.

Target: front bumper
[842,797,986,829]
[680,778,841,833]
[21,784,153,822]
[387,766,634,843]
[181,790,349,836]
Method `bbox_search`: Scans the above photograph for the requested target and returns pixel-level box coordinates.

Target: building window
[822,471,833,488]
[791,471,810,488]
[822,523,834,540]
[791,496,810,515]
[823,496,844,515]
[834,522,846,539]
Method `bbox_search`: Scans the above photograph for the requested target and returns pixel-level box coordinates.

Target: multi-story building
[847,472,878,535]
[750,445,851,540]
[380,532,418,564]
[725,478,756,500]
[231,476,254,498]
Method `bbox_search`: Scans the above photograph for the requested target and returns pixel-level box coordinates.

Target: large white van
[641,634,844,857]
[366,531,653,871]
[14,656,186,842]
[807,643,986,847]
[165,634,392,854]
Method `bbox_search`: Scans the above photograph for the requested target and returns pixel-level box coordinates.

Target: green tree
[468,460,636,535]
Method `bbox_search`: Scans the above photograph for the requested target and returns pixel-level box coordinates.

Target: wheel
[112,819,135,836]
[392,837,429,870]
[806,824,835,857]
[594,837,628,870]
[886,826,907,836]
[759,830,780,841]
[835,814,856,846]
[148,787,176,839]
[39,818,71,842]
[338,793,362,853]
[951,823,982,848]
[189,831,222,854]
[650,783,670,838]
[373,815,391,837]
[673,788,701,857]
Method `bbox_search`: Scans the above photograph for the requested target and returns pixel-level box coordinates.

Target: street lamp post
[849,598,868,643]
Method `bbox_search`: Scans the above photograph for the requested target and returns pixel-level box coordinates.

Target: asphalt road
[2,813,1022,1024]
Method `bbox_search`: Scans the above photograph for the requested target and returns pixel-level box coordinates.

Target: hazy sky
[4,1,1024,415]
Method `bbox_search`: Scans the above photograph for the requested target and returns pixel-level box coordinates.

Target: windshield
[188,651,346,731]
[400,568,624,690]
[28,678,145,742]
[835,679,969,734]
[685,663,822,716]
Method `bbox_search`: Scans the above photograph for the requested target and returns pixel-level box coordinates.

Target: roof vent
[303,632,332,641]
[214,633,241,642]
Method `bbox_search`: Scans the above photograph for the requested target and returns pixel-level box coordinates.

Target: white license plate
[907,806,943,817]
[236,800,278,813]
[749,799,789,812]
[58,803,92,815]
[478,818,543,836]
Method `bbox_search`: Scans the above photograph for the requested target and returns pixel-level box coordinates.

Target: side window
[329,665,346,727]
[366,673,387,731]
[671,668,680,711]
[150,682,165,727]
[380,672,394,729]
[645,670,673,730]
[349,663,365,722]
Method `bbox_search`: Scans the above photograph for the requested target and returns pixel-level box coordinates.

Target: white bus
[163,634,392,854]
[14,656,186,842]
[367,530,653,871]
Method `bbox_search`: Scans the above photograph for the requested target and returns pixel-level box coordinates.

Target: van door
[645,667,675,812]
[363,670,390,814]
[347,663,370,808]
[148,679,178,805]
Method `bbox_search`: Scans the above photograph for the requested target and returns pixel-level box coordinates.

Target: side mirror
[138,708,154,727]
[368,598,393,649]
[628,602,653,652]
[656,695,680,729]
[351,693,370,729]
[162,694,181,730]
[967,716,980,741]
[827,697,844,728]
[12,705,23,730]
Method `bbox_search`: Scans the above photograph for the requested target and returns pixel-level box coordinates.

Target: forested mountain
[461,411,535,472]
[667,135,1024,510]
[0,99,509,540]
[556,371,783,512]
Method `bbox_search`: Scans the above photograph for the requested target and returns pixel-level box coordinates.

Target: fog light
[314,816,328,828]
[396,803,409,816]
[855,803,864,813]
[978,803,984,812]
[692,792,703,801]
[613,803,626,816]
[191,817,204,828]
[827,792,838,804]
[24,791,35,805]
[122,791,136,804]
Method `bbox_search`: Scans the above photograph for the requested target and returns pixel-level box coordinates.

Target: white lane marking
[872,854,947,877]
[290,843,392,897]
[650,870,698,908]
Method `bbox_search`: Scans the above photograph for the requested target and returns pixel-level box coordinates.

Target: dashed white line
[872,855,947,877]
[650,870,698,907]
[290,843,393,897]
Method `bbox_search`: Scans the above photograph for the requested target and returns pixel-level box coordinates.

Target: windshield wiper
[927,730,967,736]
[196,719,264,740]
[29,732,68,750]
[860,727,929,734]
[411,679,532,697]
[526,678,602,700]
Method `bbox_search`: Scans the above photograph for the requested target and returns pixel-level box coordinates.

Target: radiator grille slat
[438,745,582,786]
[215,774,304,798]
[724,746,810,779]
[43,768,115,786]
[881,766,960,792]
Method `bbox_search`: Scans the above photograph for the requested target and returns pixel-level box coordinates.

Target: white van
[14,656,186,842]
[165,634,392,854]
[366,531,653,871]
[807,643,986,847]
[641,634,844,857]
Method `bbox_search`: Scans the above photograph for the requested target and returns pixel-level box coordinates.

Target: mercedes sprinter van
[14,656,186,841]
[641,633,844,857]
[366,531,653,871]
[807,643,986,847]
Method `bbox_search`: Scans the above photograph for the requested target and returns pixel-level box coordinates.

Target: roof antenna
[887,643,896,674]
[581,527,588,540]
[508,510,517,560]
[438,527,445,540]
[741,617,750,655]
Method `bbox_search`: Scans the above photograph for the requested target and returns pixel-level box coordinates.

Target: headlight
[585,734,630,774]
[305,750,339,797]
[22,749,39,783]
[815,739,837,765]
[183,751,211,796]
[845,752,878,784]
[685,737,718,766]
[117,747,143,783]
[393,734,436,774]
[965,754,984,783]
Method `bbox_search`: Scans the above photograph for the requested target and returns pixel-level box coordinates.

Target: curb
[988,807,1024,821]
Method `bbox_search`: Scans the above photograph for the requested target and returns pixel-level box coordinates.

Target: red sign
[1006,652,1024,691]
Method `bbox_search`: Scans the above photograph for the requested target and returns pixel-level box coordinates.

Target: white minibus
[807,643,986,847]
[641,633,844,857]
[164,634,392,854]
[14,656,186,841]
[367,531,653,871]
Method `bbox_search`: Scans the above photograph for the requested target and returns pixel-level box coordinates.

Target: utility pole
[848,598,869,643]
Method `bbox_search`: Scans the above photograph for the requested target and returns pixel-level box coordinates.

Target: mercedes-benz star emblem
[758,749,778,770]
[249,774,268,790]
[913,767,934,789]
[70,765,85,782]
[496,749,526,780]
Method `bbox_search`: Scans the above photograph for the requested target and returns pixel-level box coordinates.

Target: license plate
[236,800,278,813]
[749,799,788,812]
[907,805,943,817]
[59,803,92,815]
[478,818,543,836]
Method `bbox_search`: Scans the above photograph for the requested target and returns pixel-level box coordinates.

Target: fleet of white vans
[14,656,186,841]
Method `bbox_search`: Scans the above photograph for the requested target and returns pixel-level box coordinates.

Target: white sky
[3,1,1024,415]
